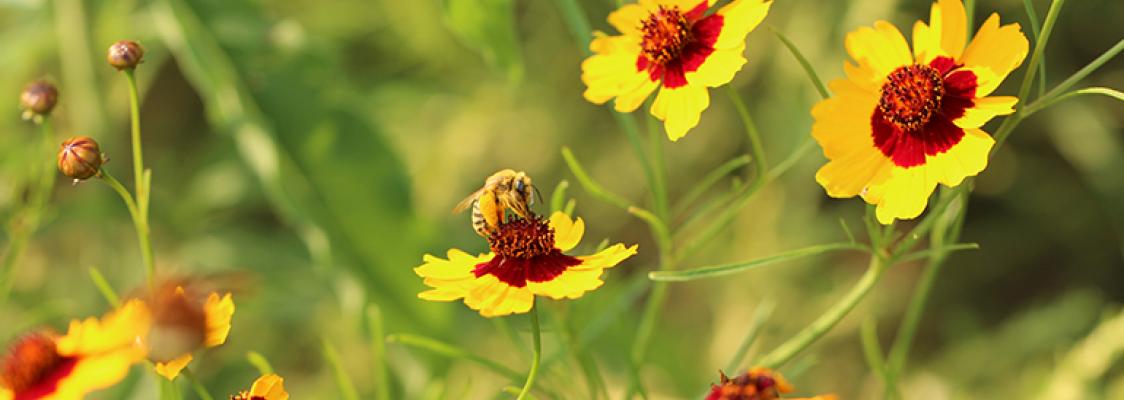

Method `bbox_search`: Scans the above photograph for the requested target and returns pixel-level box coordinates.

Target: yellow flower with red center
[581,0,773,141]
[812,0,1028,224]
[140,281,235,380]
[0,300,150,400]
[706,368,836,400]
[231,374,289,400]
[415,211,637,317]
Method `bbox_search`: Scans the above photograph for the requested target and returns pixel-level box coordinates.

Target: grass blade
[769,27,830,99]
[88,266,121,308]
[322,338,362,400]
[652,242,869,282]
[723,300,776,373]
[246,351,275,375]
[388,334,522,381]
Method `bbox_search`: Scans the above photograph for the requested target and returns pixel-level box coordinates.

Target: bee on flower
[706,368,836,400]
[811,0,1028,223]
[133,279,235,380]
[453,169,536,237]
[581,0,773,141]
[231,374,289,400]
[0,300,150,400]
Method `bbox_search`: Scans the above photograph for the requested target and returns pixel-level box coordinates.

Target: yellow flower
[581,0,772,141]
[706,368,836,400]
[231,374,289,400]
[812,0,1028,224]
[0,300,151,400]
[142,282,235,380]
[415,211,637,317]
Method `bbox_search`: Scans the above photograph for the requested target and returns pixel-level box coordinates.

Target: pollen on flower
[641,6,692,66]
[473,216,581,287]
[878,64,945,131]
[0,332,74,394]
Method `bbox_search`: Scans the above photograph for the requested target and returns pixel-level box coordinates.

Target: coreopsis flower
[231,374,289,400]
[812,0,1028,223]
[0,300,150,400]
[415,211,637,317]
[706,368,836,400]
[581,0,772,141]
[140,281,235,380]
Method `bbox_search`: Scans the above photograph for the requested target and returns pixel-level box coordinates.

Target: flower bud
[57,136,105,182]
[106,40,144,70]
[19,80,58,120]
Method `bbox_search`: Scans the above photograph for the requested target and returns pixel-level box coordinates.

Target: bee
[453,169,536,237]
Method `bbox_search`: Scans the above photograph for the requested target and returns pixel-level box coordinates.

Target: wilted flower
[415,211,637,317]
[19,80,58,121]
[581,0,773,140]
[0,300,150,400]
[139,281,235,380]
[57,136,106,182]
[231,374,289,400]
[106,40,145,70]
[706,368,836,400]
[812,0,1028,223]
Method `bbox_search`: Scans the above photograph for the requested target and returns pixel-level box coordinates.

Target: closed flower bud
[57,136,105,182]
[19,80,58,120]
[106,40,144,70]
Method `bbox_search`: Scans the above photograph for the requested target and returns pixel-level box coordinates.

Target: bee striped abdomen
[471,199,488,237]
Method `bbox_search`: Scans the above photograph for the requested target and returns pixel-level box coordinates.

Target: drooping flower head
[138,280,234,380]
[0,300,150,400]
[582,0,772,141]
[812,0,1028,224]
[706,368,836,400]
[416,211,637,317]
[231,374,289,400]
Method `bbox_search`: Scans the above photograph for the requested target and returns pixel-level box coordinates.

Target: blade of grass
[88,266,122,308]
[550,180,570,214]
[388,334,522,381]
[723,300,776,372]
[246,351,275,375]
[768,27,829,99]
[322,338,361,400]
[651,242,869,282]
[367,304,392,400]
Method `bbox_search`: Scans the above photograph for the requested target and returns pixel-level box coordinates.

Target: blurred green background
[0,0,1121,398]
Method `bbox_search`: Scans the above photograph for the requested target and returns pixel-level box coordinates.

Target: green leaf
[442,0,524,83]
[651,242,870,282]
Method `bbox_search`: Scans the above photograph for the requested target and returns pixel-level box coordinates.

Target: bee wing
[453,189,485,213]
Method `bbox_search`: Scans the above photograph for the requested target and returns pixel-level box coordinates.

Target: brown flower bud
[106,40,144,70]
[19,80,58,120]
[57,136,105,182]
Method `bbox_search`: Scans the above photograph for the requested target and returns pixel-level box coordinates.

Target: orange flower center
[0,333,69,394]
[707,371,787,400]
[878,64,945,131]
[641,6,692,65]
[487,217,555,259]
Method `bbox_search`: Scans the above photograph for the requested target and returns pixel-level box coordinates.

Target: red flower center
[231,393,266,400]
[0,333,77,398]
[641,6,692,66]
[635,1,722,89]
[878,64,945,131]
[706,371,786,400]
[870,56,978,168]
[473,216,581,288]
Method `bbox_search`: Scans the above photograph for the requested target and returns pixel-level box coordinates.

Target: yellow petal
[527,268,606,300]
[961,13,1029,90]
[687,46,747,88]
[155,354,193,380]
[954,96,1017,129]
[863,166,939,224]
[713,0,772,50]
[203,292,235,347]
[581,34,652,110]
[0,389,10,400]
[415,250,492,301]
[844,21,912,82]
[574,243,638,271]
[650,85,710,141]
[549,211,585,252]
[931,0,967,60]
[250,374,290,400]
[811,79,894,197]
[464,276,534,317]
[51,347,147,398]
[56,299,151,356]
[924,128,994,187]
[608,3,649,36]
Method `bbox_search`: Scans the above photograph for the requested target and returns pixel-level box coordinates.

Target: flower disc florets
[878,64,945,131]
[0,332,70,394]
[487,216,555,259]
[641,6,692,66]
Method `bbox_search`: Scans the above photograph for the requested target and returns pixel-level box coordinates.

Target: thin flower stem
[646,113,671,223]
[100,171,155,288]
[322,338,361,400]
[1015,0,1066,107]
[124,70,147,213]
[367,304,392,400]
[182,369,215,400]
[1021,0,1048,98]
[726,87,767,181]
[516,301,542,400]
[0,120,57,301]
[88,266,122,307]
[1028,38,1124,113]
[757,254,888,369]
[246,351,275,375]
[672,155,751,217]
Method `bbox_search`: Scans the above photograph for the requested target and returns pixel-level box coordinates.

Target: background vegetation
[0,0,1121,398]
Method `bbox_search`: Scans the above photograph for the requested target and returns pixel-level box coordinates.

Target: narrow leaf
[652,243,869,282]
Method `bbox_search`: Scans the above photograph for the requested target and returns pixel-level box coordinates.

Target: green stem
[0,121,57,301]
[516,301,542,400]
[725,87,767,181]
[123,70,155,288]
[1015,0,1066,106]
[182,369,215,400]
[100,171,154,288]
[758,254,887,369]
